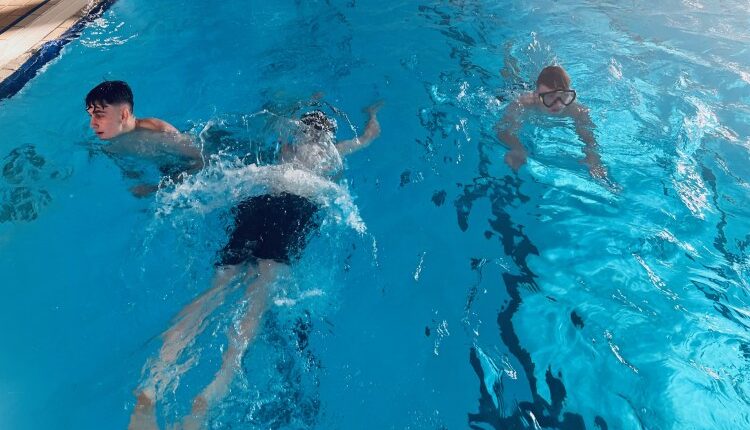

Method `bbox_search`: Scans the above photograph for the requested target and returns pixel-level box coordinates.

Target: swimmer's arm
[573,106,607,178]
[132,123,205,197]
[139,118,205,172]
[136,117,202,164]
[132,116,203,169]
[497,97,529,170]
[130,163,199,198]
[100,146,154,197]
[336,101,383,156]
[112,142,203,197]
[101,146,145,179]
[167,139,204,174]
[130,183,159,197]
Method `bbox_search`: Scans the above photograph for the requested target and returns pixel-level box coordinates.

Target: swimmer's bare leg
[128,263,253,430]
[182,259,280,430]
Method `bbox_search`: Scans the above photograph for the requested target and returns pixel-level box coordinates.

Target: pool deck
[0,0,98,83]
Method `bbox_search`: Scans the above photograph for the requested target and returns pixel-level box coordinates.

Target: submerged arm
[573,106,607,179]
[131,153,204,198]
[132,123,205,197]
[335,101,383,156]
[497,98,527,171]
[135,117,203,168]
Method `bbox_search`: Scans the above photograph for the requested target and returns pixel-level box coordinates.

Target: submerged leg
[128,264,251,430]
[182,259,280,429]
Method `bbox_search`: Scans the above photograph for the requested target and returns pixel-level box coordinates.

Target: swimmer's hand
[364,100,384,116]
[581,154,621,192]
[362,100,383,141]
[582,153,607,179]
[504,148,527,171]
[337,101,384,156]
[130,184,159,197]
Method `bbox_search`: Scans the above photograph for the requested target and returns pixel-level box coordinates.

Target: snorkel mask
[538,89,577,108]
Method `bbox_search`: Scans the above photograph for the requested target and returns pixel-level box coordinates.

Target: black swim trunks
[217,192,319,266]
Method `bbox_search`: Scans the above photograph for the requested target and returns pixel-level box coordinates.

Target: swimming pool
[1,0,749,428]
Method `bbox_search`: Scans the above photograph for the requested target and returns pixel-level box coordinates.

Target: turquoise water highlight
[1,0,749,428]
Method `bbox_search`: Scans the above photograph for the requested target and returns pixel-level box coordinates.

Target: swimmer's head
[85,80,135,140]
[535,66,576,114]
[300,110,337,137]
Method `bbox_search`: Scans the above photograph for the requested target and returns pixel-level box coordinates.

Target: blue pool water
[1,0,750,428]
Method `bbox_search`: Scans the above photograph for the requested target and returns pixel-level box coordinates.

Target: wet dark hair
[300,110,337,134]
[85,80,134,110]
[536,66,571,90]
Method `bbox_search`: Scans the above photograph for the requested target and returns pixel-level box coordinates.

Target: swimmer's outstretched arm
[497,97,528,171]
[130,158,203,197]
[335,101,383,156]
[572,106,607,179]
[130,130,204,197]
[130,161,203,197]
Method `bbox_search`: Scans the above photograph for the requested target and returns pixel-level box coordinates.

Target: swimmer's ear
[120,104,132,121]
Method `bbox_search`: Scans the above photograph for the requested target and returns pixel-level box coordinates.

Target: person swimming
[496,65,608,179]
[128,102,382,430]
[84,80,204,197]
[212,111,345,272]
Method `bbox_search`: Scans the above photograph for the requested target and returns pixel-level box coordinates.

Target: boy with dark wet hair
[497,65,607,178]
[84,80,203,196]
[85,80,180,139]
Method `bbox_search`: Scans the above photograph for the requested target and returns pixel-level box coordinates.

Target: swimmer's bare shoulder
[502,92,536,120]
[136,117,179,134]
[498,93,535,128]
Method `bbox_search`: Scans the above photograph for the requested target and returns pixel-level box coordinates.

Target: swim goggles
[538,89,576,108]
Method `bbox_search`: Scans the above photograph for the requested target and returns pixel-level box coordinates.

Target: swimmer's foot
[181,396,209,430]
[128,391,158,430]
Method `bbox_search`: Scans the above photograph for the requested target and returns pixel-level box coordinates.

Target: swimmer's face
[86,102,130,140]
[536,84,575,114]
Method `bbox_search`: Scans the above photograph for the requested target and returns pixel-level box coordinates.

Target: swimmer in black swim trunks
[128,101,382,430]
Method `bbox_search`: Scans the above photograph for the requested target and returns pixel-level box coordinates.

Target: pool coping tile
[0,0,113,97]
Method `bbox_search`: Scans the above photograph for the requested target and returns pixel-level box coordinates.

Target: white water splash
[414,251,427,282]
[433,319,450,356]
[604,330,639,374]
[153,157,367,235]
[633,253,680,301]
[656,229,699,258]
[273,288,324,307]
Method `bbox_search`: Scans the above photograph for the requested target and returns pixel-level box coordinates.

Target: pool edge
[0,0,117,102]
